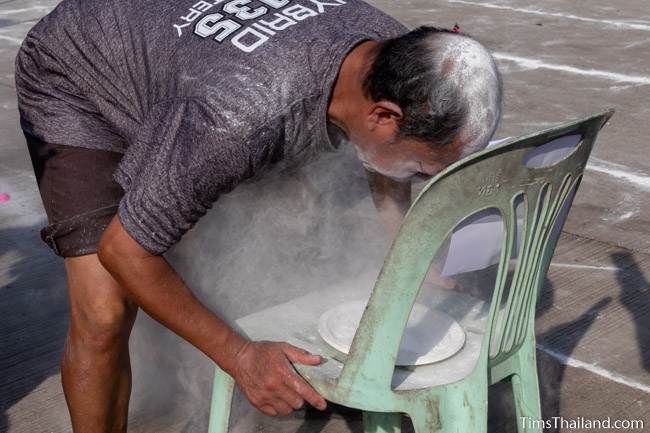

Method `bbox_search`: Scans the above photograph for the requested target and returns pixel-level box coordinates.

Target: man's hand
[424,267,458,290]
[232,341,327,416]
[423,241,460,290]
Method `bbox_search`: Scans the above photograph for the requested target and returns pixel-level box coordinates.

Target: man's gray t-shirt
[15,0,407,254]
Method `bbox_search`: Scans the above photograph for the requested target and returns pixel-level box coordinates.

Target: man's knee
[64,254,138,354]
[70,297,137,352]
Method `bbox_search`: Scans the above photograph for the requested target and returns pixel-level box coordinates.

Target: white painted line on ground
[551,263,620,272]
[616,210,637,220]
[537,344,650,394]
[446,0,650,32]
[0,6,50,16]
[624,38,650,49]
[493,53,650,85]
[0,34,22,45]
[587,158,650,190]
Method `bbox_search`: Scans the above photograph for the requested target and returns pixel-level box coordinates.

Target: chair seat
[236,277,489,391]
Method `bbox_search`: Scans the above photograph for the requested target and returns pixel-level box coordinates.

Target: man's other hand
[231,341,327,416]
[424,267,458,290]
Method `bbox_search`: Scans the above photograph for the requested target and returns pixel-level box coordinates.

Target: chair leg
[208,365,235,433]
[511,339,542,433]
[363,411,402,433]
[408,387,488,433]
[407,399,444,433]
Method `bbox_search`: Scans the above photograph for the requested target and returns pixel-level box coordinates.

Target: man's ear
[367,100,403,131]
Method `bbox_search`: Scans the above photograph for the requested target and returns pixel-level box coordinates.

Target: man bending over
[15,0,502,431]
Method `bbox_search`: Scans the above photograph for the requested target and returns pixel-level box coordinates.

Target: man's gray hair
[364,26,503,159]
[431,33,503,157]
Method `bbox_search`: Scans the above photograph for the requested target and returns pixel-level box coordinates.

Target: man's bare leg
[62,254,139,433]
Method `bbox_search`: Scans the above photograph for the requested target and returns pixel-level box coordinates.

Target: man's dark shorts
[24,131,124,257]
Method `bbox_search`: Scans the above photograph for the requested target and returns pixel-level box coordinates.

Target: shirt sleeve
[116,98,265,255]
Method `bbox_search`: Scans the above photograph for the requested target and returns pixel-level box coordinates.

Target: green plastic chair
[207,110,613,433]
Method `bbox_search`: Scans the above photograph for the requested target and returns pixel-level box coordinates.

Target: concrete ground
[1,0,649,432]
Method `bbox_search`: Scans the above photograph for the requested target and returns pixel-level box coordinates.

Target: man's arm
[365,169,412,239]
[365,170,458,289]
[97,215,327,416]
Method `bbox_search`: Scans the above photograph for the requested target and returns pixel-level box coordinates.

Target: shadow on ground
[0,223,68,432]
[613,251,650,373]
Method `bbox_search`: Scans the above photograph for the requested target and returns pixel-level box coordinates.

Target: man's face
[341,100,464,182]
[354,134,462,182]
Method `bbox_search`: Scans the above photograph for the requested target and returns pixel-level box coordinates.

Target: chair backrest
[336,110,613,393]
